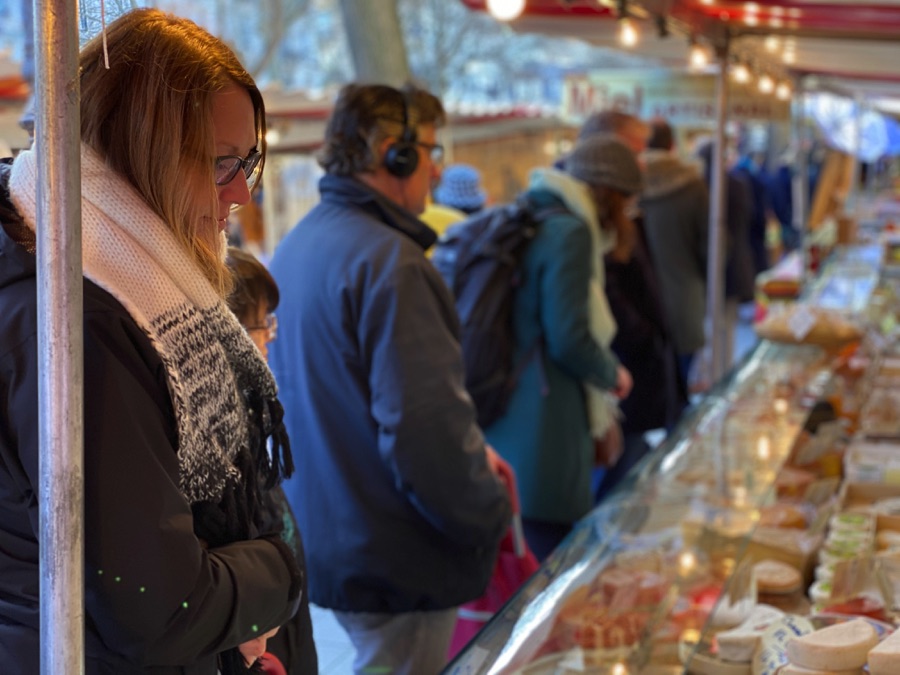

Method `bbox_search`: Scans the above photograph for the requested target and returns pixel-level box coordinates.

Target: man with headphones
[268,83,512,675]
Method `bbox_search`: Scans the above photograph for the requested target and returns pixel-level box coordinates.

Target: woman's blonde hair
[79,8,266,296]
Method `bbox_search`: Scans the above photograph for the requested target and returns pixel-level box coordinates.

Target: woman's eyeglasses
[215,150,262,189]
[246,313,277,341]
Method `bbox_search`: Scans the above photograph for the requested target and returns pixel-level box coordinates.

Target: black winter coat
[0,162,303,674]
[604,222,688,434]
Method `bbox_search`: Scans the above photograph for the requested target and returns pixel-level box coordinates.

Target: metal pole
[34,1,84,674]
[791,77,808,265]
[707,41,729,383]
[852,94,864,223]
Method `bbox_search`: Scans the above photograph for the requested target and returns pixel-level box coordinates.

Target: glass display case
[444,340,833,675]
[444,248,887,675]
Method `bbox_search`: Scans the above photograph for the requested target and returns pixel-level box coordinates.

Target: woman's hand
[238,626,279,667]
[611,365,633,400]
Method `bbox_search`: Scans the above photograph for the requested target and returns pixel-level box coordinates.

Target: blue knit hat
[433,164,487,212]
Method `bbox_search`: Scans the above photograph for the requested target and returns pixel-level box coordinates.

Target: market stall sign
[562,70,790,126]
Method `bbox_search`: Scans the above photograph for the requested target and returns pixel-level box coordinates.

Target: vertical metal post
[34,1,84,674]
[851,93,864,223]
[791,77,808,262]
[707,41,729,383]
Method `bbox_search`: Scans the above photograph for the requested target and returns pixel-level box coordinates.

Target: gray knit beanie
[563,133,643,195]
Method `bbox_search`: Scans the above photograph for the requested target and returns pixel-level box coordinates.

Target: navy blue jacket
[268,175,510,613]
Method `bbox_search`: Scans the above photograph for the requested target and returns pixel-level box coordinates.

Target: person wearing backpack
[267,83,511,675]
[478,134,640,561]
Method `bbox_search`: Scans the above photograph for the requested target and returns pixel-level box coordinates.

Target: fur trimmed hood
[641,149,703,201]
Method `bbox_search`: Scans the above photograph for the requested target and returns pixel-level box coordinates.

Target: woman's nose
[219,171,252,208]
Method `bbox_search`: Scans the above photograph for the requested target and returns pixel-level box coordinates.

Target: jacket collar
[319,174,437,250]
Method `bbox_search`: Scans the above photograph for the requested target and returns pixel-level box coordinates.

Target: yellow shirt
[420,203,467,241]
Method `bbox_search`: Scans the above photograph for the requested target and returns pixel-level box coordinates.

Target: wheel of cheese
[759,504,807,529]
[753,559,802,594]
[717,604,785,663]
[784,618,879,670]
[867,625,900,675]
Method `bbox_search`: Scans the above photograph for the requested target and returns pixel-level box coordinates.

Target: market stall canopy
[459,1,900,116]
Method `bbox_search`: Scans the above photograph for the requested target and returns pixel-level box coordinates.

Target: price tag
[752,614,814,675]
[787,305,817,341]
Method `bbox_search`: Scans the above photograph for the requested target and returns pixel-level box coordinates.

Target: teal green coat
[484,188,620,524]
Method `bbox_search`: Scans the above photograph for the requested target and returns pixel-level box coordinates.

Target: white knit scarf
[9,144,281,505]
[529,168,620,438]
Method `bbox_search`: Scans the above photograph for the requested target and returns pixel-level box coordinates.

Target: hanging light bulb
[689,38,709,70]
[619,17,639,47]
[758,73,775,94]
[616,0,638,47]
[775,81,792,100]
[486,0,525,22]
[732,62,751,83]
[764,36,780,52]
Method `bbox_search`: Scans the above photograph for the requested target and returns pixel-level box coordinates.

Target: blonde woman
[0,9,303,674]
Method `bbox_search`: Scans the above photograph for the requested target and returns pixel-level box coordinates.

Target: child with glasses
[226,247,317,674]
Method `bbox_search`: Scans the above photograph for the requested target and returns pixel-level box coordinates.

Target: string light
[689,38,709,69]
[782,39,797,64]
[619,17,639,47]
[732,62,752,83]
[486,0,525,22]
[617,0,638,48]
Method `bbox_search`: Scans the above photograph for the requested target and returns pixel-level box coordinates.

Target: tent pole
[708,39,730,384]
[791,76,808,267]
[34,1,84,673]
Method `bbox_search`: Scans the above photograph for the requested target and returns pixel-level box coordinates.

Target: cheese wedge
[785,618,878,671]
[868,626,900,675]
[780,664,863,675]
[716,605,785,663]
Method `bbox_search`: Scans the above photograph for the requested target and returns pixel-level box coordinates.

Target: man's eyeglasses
[417,141,444,165]
[246,313,277,341]
[215,150,262,189]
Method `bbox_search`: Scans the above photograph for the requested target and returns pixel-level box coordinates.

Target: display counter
[445,246,897,675]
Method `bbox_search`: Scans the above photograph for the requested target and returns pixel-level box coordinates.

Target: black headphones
[383,91,419,178]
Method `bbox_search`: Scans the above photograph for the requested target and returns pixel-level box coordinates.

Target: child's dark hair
[225,247,279,324]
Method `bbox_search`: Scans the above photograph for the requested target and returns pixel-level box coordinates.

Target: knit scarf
[529,168,620,438]
[9,144,292,517]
